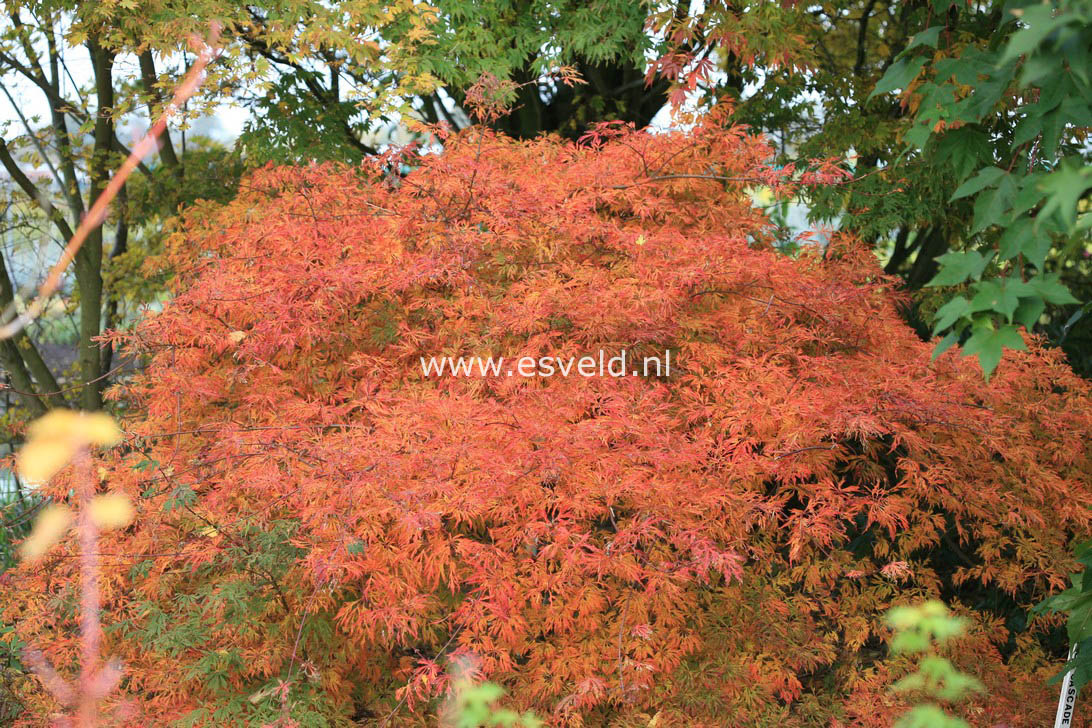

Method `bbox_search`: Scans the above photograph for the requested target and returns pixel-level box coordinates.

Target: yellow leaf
[18,411,123,482]
[228,330,247,343]
[88,493,135,531]
[83,413,123,446]
[753,186,774,206]
[26,409,122,447]
[26,409,83,441]
[20,505,72,561]
[17,439,75,483]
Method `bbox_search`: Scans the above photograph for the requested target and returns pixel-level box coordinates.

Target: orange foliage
[5,114,1092,726]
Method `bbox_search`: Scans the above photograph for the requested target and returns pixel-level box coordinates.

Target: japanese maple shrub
[5,114,1092,726]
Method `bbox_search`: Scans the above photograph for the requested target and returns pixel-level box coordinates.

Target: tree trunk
[75,37,116,412]
[0,255,66,412]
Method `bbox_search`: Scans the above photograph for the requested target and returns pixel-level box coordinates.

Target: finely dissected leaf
[4,116,1091,728]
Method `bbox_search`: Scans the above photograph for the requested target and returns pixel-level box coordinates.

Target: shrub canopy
[7,116,1092,726]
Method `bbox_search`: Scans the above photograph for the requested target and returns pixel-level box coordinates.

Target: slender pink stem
[74,448,100,728]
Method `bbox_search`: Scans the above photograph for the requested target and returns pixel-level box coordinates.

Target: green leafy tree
[236,0,672,162]
[871,0,1091,378]
[659,0,1092,378]
[0,0,441,416]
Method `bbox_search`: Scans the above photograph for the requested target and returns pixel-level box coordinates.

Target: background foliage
[4,117,1090,726]
[662,0,1092,378]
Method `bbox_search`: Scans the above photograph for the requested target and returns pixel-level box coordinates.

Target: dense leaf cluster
[4,118,1092,726]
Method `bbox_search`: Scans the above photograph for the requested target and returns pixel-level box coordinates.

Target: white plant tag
[1054,644,1080,728]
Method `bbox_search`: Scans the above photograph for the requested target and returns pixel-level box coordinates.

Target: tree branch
[138,50,181,172]
[0,253,65,410]
[0,136,76,242]
[234,16,378,156]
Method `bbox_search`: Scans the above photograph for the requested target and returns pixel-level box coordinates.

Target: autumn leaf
[20,505,72,561]
[88,494,135,531]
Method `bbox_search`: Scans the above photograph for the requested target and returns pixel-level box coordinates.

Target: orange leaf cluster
[6,114,1092,726]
